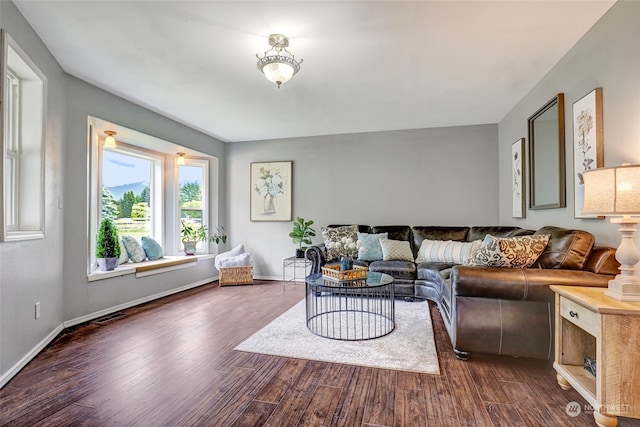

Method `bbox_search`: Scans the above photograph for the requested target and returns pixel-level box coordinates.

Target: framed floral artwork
[250,161,292,222]
[512,138,525,218]
[573,88,603,218]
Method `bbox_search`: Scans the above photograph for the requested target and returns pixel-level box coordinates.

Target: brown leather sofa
[306,225,619,360]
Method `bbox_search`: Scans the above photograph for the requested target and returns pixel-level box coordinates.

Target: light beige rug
[235,299,440,374]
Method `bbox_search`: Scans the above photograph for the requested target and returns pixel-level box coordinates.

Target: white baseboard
[1,323,64,389]
[0,277,217,389]
[64,278,216,328]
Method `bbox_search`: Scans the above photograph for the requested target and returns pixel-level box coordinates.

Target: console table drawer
[560,296,599,337]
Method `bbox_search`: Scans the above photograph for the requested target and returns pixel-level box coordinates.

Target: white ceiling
[15,1,615,143]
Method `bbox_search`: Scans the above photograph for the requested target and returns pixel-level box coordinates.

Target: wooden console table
[550,285,640,427]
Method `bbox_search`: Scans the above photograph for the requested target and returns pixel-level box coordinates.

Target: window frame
[1,30,47,242]
[177,157,210,254]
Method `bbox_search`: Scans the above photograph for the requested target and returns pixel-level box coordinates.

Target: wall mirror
[528,93,565,209]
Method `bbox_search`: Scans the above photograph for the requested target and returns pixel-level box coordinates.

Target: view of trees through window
[101,149,152,240]
[179,164,206,250]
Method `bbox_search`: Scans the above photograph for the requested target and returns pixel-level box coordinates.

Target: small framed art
[512,138,525,218]
[573,88,603,219]
[250,161,293,222]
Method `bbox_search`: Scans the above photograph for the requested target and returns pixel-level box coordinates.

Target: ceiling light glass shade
[104,130,116,148]
[177,153,186,166]
[261,62,295,87]
[256,34,302,88]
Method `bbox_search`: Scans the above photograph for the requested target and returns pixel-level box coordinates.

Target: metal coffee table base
[305,276,395,341]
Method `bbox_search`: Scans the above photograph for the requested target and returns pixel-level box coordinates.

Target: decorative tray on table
[321,264,368,281]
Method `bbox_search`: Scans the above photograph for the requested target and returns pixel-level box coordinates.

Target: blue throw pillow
[141,236,164,261]
[357,232,388,261]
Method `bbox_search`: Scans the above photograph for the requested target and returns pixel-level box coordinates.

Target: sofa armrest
[450,265,613,302]
[305,244,327,275]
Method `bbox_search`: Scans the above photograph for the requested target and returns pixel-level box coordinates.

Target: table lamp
[582,164,640,301]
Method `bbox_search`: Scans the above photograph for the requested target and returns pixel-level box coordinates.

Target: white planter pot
[97,257,119,271]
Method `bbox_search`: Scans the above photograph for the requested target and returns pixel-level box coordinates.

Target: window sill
[88,254,215,282]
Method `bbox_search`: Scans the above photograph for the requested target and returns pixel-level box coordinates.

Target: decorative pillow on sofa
[464,234,551,268]
[121,235,147,263]
[415,239,482,264]
[322,225,358,261]
[379,238,414,262]
[357,232,388,261]
[141,236,164,261]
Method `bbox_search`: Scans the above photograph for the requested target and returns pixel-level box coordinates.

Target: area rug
[235,299,440,374]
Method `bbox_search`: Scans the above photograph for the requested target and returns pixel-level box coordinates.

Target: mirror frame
[528,93,566,210]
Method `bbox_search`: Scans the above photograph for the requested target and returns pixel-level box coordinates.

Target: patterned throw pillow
[464,234,551,268]
[379,238,414,262]
[118,238,129,265]
[141,236,164,261]
[322,225,358,261]
[415,239,482,264]
[357,232,388,261]
[121,235,147,263]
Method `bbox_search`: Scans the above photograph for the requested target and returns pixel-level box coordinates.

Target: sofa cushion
[467,226,533,242]
[322,225,358,261]
[371,225,412,247]
[380,238,414,262]
[416,261,455,280]
[534,226,595,270]
[357,232,388,261]
[415,239,482,264]
[369,260,416,280]
[464,234,550,268]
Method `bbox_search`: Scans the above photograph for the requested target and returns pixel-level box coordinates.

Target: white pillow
[215,244,245,269]
[415,239,482,264]
[217,253,253,268]
[379,238,414,262]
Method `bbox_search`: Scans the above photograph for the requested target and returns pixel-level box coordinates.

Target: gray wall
[63,78,226,322]
[1,1,227,384]
[227,124,499,279]
[0,0,66,380]
[498,0,640,249]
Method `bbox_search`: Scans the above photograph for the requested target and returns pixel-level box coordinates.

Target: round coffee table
[305,271,395,340]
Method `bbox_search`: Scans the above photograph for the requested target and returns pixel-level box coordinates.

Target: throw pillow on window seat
[141,236,164,261]
[121,235,147,263]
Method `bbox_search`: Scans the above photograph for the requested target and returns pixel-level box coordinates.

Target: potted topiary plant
[96,217,121,271]
[181,220,210,255]
[289,216,316,258]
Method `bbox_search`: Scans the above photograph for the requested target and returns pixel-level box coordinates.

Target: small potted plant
[181,220,209,255]
[96,217,121,271]
[211,226,227,245]
[289,216,316,258]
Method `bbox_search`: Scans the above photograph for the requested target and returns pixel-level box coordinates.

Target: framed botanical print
[512,138,525,218]
[250,161,292,222]
[573,88,603,218]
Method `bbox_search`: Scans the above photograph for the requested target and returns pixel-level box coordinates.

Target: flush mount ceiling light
[104,130,117,148]
[256,34,303,88]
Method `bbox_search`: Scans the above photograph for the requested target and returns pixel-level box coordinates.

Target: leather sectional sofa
[306,225,619,360]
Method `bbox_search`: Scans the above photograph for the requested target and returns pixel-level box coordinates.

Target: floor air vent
[92,312,126,325]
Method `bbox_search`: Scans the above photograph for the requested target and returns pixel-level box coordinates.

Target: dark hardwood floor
[1,281,638,426]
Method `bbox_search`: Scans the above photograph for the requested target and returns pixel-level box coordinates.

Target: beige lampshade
[582,164,640,215]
